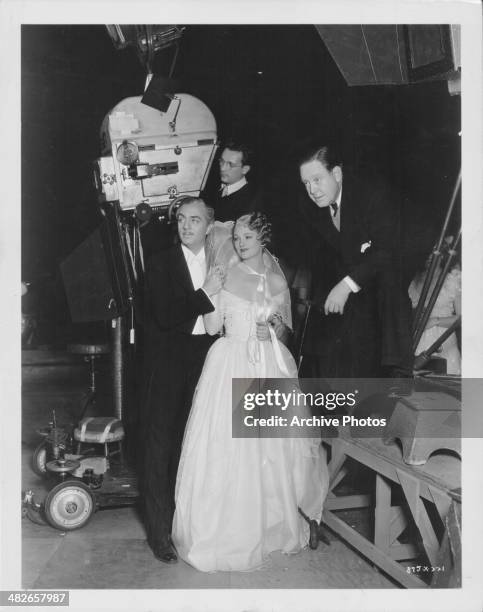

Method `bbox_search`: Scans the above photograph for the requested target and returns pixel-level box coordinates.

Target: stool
[383,391,461,465]
[68,343,110,419]
[73,416,125,462]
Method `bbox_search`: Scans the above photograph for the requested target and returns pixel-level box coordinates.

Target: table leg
[374,473,391,552]
[397,469,440,566]
[327,441,347,489]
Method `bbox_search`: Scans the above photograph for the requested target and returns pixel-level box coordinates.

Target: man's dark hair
[298,145,343,171]
[223,139,254,167]
[176,196,214,222]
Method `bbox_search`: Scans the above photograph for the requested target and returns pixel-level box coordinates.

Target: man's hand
[324,280,352,315]
[203,265,224,296]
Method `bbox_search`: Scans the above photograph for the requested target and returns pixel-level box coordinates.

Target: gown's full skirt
[172,295,328,572]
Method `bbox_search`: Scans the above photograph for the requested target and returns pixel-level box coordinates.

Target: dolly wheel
[44,481,96,531]
[32,442,51,476]
[309,519,319,550]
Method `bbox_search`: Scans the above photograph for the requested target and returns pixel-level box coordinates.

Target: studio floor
[20,350,396,590]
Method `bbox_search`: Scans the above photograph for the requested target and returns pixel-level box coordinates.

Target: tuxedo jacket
[211,181,264,222]
[299,170,405,374]
[143,243,215,364]
[140,244,216,548]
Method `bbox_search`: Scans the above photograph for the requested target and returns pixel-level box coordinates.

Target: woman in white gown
[409,264,461,375]
[172,213,328,572]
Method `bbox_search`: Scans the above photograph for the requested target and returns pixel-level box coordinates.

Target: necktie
[330,202,339,217]
[329,202,340,231]
[220,184,229,198]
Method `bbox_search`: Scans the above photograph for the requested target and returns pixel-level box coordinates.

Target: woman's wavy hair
[234,212,272,248]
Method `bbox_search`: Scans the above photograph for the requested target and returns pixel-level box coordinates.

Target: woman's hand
[256,321,271,341]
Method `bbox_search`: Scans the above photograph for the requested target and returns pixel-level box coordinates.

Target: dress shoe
[152,544,178,564]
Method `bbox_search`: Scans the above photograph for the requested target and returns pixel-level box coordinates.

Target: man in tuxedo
[297,145,412,379]
[141,197,222,563]
[211,140,264,222]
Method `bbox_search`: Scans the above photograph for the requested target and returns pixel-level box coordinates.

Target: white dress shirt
[220,176,247,197]
[181,244,208,334]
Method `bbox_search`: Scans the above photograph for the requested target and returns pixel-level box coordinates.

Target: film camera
[94,91,218,213]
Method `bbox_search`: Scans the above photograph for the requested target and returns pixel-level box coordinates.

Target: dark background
[21,25,461,346]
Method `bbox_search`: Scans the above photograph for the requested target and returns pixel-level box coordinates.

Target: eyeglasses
[218,159,243,169]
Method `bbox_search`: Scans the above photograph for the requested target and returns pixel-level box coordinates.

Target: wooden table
[322,432,461,588]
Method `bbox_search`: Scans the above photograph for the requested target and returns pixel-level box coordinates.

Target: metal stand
[111,316,124,421]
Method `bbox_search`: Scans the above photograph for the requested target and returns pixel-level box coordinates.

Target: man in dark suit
[210,140,264,222]
[297,145,412,379]
[141,197,222,564]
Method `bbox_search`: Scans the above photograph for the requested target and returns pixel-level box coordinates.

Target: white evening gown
[409,267,461,375]
[172,289,328,572]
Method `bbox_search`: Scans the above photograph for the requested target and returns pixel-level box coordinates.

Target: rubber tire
[44,480,96,531]
[31,442,51,477]
[24,505,48,526]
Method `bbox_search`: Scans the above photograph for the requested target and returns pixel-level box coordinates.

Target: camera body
[95,93,218,211]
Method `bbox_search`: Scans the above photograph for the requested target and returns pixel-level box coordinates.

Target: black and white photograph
[1,1,483,611]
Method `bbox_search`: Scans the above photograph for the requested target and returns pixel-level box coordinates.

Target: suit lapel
[318,207,341,252]
[339,175,359,253]
[170,243,194,291]
[299,192,340,251]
